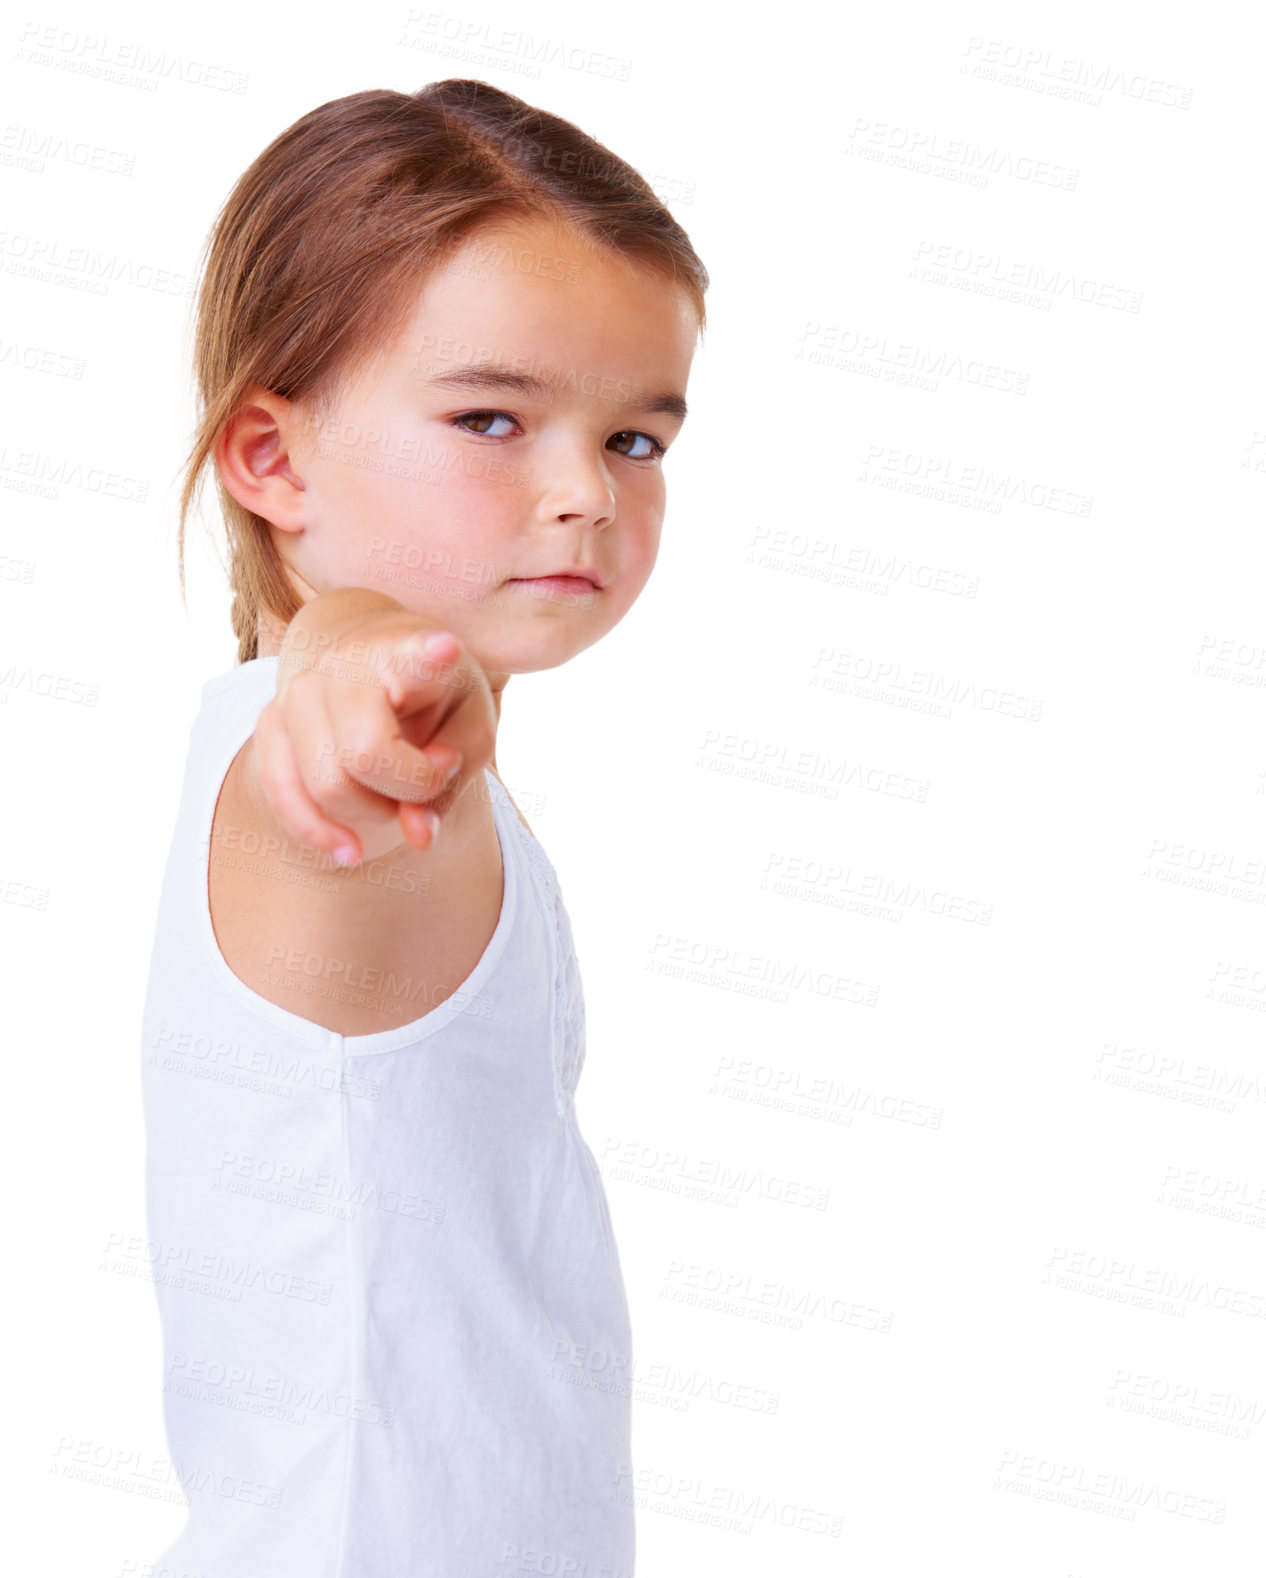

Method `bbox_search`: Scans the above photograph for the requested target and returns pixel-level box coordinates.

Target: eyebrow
[424,363,688,421]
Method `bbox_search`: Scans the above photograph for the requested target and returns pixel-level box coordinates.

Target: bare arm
[208,589,503,1037]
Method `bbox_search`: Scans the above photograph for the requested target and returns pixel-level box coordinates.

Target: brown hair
[175,78,710,664]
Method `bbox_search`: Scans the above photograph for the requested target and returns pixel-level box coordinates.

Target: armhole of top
[485,778,579,1118]
[200,702,521,1055]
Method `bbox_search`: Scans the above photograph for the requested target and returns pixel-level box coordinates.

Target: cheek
[349,465,526,601]
[425,457,524,522]
[603,521,661,619]
[627,502,664,570]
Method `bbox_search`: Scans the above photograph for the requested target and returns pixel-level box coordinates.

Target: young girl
[141,79,707,1576]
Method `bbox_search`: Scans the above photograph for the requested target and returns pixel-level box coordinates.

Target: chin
[491,626,601,676]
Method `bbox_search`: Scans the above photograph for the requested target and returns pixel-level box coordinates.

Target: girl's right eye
[450,410,518,438]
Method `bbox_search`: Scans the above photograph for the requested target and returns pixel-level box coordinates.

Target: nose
[534,439,617,529]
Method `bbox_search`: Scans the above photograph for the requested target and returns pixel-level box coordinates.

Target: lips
[511,571,604,590]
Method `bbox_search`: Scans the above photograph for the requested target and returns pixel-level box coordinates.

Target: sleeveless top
[140,655,635,1576]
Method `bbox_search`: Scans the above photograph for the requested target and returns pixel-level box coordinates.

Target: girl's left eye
[449,411,666,462]
[608,430,666,462]
[451,410,517,438]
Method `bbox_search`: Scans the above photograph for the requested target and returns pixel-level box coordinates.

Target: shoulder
[199,654,280,708]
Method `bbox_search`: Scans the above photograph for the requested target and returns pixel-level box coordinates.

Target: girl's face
[253,213,699,681]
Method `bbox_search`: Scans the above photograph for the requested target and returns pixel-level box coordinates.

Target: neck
[486,671,507,777]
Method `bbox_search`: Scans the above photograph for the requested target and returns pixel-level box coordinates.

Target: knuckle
[335,721,380,771]
[284,664,321,701]
[286,815,324,851]
[310,772,364,821]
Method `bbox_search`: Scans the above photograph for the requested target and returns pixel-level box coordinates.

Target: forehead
[385,213,699,388]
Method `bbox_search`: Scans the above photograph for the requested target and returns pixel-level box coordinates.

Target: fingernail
[421,632,454,659]
[425,810,441,843]
[444,757,462,784]
[333,843,359,867]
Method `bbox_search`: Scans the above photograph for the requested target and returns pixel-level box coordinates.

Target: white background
[3,1,1264,1573]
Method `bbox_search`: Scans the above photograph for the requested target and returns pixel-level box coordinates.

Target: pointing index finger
[385,629,461,713]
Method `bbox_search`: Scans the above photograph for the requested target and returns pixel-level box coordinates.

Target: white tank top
[140,655,635,1576]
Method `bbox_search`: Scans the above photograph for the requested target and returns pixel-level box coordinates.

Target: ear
[215,386,308,531]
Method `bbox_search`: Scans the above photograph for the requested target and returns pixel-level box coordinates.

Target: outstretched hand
[253,612,498,868]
